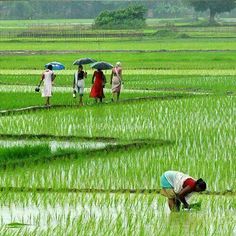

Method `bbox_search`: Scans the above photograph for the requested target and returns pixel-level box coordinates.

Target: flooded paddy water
[1,18,236,236]
[0,139,109,152]
[0,193,234,235]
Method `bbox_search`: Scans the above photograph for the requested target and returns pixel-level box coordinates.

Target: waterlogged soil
[0,140,109,152]
[0,138,173,170]
[0,194,234,235]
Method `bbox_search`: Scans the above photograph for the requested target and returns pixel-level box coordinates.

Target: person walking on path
[90,69,106,103]
[110,62,122,102]
[38,64,55,107]
[73,65,87,105]
[160,170,206,211]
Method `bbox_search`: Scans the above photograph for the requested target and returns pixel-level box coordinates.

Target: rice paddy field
[0,18,235,235]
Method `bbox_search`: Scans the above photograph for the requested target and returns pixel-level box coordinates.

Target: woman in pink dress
[110,62,122,102]
[90,69,106,102]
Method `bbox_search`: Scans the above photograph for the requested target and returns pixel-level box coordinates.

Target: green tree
[94,4,147,29]
[185,0,236,24]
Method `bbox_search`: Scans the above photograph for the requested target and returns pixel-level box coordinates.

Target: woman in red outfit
[90,69,106,102]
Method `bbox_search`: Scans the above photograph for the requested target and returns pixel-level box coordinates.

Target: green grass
[0,19,235,235]
[0,192,234,235]
[0,145,51,164]
[0,51,236,70]
[1,38,236,50]
[0,90,175,110]
[1,74,235,94]
[0,96,235,192]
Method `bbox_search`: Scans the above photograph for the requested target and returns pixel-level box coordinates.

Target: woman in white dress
[39,64,55,106]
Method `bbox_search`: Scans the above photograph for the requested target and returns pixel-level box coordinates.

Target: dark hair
[79,65,83,69]
[196,178,206,191]
[47,64,53,70]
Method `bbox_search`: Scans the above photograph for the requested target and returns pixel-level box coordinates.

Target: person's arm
[92,72,95,84]
[120,69,123,83]
[73,74,76,89]
[38,73,44,86]
[52,73,56,81]
[51,73,56,86]
[110,71,113,84]
[103,74,106,84]
[176,186,193,209]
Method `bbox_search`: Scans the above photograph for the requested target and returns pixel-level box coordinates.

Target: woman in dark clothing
[73,65,87,105]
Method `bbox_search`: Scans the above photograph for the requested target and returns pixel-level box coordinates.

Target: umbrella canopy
[73,58,96,66]
[90,61,113,70]
[45,61,65,70]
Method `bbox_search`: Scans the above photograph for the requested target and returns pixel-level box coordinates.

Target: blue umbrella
[45,61,65,70]
[90,61,113,70]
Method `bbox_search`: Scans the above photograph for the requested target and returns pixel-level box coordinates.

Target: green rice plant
[0,51,236,70]
[1,74,235,94]
[0,192,234,236]
[1,37,236,50]
[0,90,181,110]
[0,21,235,235]
[0,145,50,164]
[0,96,234,192]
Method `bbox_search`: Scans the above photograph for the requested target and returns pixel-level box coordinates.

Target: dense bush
[94,5,147,29]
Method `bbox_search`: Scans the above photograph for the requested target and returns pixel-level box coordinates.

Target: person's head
[78,65,83,71]
[116,62,121,67]
[47,64,53,70]
[195,178,206,192]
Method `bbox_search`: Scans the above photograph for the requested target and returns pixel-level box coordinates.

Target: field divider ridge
[0,93,207,116]
[0,187,234,196]
[1,49,236,55]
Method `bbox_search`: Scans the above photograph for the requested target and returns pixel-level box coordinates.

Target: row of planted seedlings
[0,191,235,235]
[1,51,236,70]
[1,32,236,48]
[1,74,236,93]
[0,96,235,192]
[0,95,234,141]
[0,138,234,192]
[0,90,235,234]
[0,90,172,111]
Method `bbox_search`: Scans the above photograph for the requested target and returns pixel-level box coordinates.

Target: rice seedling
[1,74,236,94]
[0,51,236,70]
[0,192,234,235]
[0,96,234,192]
[0,19,235,235]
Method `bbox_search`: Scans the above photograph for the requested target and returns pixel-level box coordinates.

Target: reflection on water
[0,194,234,235]
[0,140,110,152]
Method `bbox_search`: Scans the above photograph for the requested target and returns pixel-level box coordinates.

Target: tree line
[0,0,235,25]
